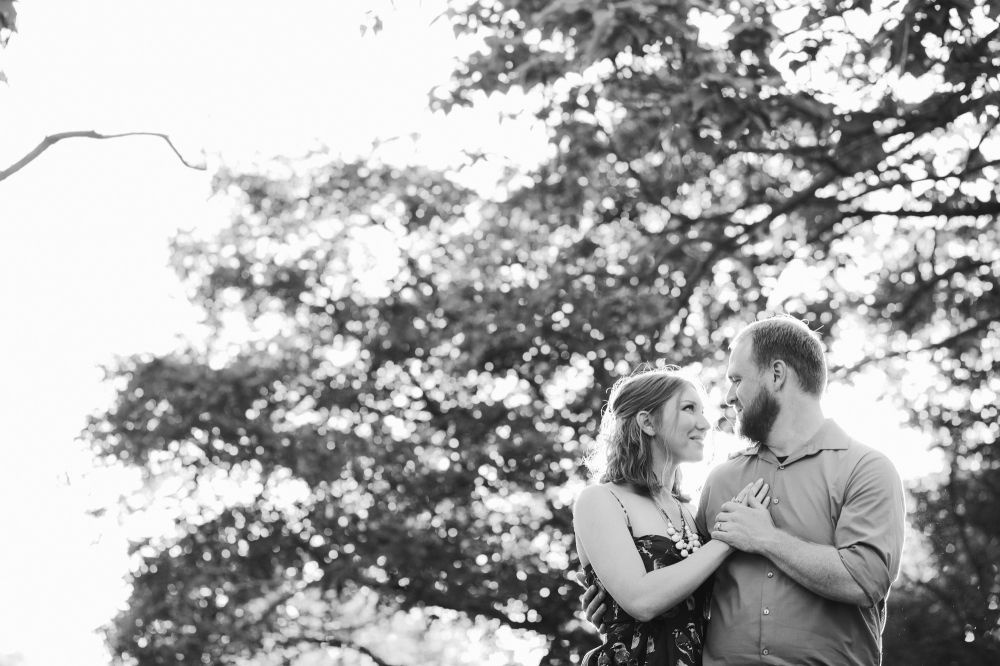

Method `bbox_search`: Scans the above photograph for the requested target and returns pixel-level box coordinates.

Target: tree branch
[0,130,205,182]
[285,635,396,666]
[829,317,997,377]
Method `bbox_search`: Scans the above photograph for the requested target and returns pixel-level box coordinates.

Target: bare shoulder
[574,483,629,515]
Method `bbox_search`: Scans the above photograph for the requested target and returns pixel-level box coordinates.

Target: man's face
[726,339,780,447]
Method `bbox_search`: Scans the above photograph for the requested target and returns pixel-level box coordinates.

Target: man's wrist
[754,524,787,558]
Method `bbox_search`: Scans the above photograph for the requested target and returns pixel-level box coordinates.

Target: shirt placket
[759,458,782,662]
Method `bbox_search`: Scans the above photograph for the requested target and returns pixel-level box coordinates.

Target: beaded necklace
[650,495,701,557]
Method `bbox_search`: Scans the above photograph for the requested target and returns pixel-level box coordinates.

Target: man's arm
[751,522,869,606]
[712,497,869,606]
[574,570,607,633]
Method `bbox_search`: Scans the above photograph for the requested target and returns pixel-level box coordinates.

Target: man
[581,315,906,665]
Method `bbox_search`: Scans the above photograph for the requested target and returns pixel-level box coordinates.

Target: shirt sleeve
[695,466,723,539]
[835,450,906,607]
[695,487,709,538]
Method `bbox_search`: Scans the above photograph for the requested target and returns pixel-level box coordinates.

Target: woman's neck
[654,460,678,504]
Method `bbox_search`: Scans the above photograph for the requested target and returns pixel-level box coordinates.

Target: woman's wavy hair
[586,365,701,501]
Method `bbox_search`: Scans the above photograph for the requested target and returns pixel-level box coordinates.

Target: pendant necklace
[650,495,701,557]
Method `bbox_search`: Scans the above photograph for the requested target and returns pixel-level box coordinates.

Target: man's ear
[771,359,789,391]
[636,411,657,436]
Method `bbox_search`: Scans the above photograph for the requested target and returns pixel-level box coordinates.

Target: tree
[87,0,1000,664]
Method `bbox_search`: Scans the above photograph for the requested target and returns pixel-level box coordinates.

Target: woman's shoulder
[575,482,633,510]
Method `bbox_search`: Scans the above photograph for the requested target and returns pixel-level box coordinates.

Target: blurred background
[0,0,997,665]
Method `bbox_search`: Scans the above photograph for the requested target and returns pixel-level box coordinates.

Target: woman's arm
[574,485,732,623]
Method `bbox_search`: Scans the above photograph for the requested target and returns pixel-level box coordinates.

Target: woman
[574,366,768,666]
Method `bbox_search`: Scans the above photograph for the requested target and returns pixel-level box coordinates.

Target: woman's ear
[636,411,657,436]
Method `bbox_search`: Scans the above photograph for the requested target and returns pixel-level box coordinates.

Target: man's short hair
[731,315,828,396]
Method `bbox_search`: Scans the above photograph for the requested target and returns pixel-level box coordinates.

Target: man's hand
[574,570,608,633]
[711,487,774,554]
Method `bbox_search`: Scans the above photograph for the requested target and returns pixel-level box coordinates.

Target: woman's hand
[711,480,774,554]
[732,478,769,507]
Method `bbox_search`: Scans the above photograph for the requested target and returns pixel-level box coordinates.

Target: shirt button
[763,649,769,655]
[778,465,785,470]
[773,498,779,504]
[767,572,774,578]
[763,609,770,615]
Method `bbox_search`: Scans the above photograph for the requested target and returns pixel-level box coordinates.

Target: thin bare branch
[285,634,395,666]
[0,130,205,183]
[830,317,996,377]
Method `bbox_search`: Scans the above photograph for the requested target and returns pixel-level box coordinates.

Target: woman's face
[656,384,710,464]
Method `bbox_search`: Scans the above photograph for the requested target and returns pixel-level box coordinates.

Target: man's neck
[764,399,826,458]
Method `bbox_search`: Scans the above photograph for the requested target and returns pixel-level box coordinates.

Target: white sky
[0,2,943,665]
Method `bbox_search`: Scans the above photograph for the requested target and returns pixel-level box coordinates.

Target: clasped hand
[710,481,774,554]
[577,479,771,632]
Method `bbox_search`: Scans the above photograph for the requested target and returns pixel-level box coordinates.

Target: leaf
[0,0,16,31]
[360,24,367,37]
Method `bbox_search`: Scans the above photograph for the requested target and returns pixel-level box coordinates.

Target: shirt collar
[730,419,849,463]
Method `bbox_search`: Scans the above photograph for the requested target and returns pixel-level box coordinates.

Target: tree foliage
[88,1,1000,664]
[0,0,16,83]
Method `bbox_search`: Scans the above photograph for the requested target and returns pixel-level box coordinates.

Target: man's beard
[735,389,781,447]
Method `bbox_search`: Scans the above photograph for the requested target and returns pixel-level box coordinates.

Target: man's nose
[725,385,737,406]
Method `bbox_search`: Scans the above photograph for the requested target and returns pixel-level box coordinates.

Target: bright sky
[0,2,943,666]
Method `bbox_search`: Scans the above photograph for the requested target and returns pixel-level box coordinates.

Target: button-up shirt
[695,419,906,666]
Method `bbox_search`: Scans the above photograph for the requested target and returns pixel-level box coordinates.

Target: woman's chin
[682,450,705,464]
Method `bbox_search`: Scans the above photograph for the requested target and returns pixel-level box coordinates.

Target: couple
[574,316,906,666]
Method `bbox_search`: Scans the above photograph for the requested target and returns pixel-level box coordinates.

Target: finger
[734,482,755,503]
[586,591,606,617]
[581,586,596,606]
[752,482,769,502]
[590,603,607,626]
[749,488,771,509]
[574,571,588,589]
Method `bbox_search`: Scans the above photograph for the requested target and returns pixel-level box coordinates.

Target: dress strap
[603,487,633,534]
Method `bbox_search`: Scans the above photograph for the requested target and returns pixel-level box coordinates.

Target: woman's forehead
[672,384,702,403]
